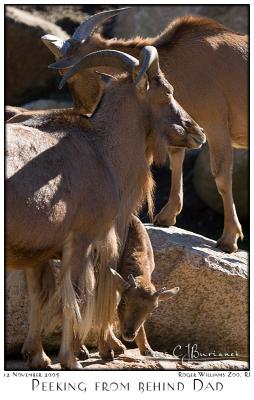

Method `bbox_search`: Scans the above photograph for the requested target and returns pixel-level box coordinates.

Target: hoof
[140,348,155,357]
[78,345,89,361]
[60,359,83,370]
[153,214,175,228]
[113,344,126,356]
[100,349,114,362]
[22,349,52,369]
[216,237,238,253]
[59,353,83,370]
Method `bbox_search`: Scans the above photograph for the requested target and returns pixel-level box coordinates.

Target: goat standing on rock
[6,46,204,369]
[43,7,248,253]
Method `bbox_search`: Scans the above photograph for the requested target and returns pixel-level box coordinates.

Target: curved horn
[53,50,139,89]
[128,274,137,288]
[110,268,130,292]
[48,53,84,70]
[153,286,180,298]
[72,7,131,42]
[41,34,72,58]
[134,46,160,86]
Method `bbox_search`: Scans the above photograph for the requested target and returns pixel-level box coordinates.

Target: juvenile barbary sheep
[109,215,179,359]
[6,46,204,369]
[43,8,248,253]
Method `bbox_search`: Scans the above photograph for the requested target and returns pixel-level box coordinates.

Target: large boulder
[6,6,68,105]
[145,226,248,357]
[112,5,248,39]
[193,146,248,221]
[6,226,248,359]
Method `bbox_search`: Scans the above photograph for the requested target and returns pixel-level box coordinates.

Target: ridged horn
[72,7,131,42]
[54,50,139,89]
[41,34,72,58]
[128,274,137,288]
[48,54,84,70]
[134,46,160,86]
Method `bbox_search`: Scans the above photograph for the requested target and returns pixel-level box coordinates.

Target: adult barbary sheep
[6,46,205,369]
[43,8,248,253]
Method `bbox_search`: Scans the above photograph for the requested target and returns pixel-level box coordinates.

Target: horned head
[41,8,131,60]
[110,268,180,342]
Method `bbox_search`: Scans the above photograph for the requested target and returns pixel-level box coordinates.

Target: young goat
[43,7,248,253]
[45,215,179,361]
[6,46,204,369]
[107,215,179,359]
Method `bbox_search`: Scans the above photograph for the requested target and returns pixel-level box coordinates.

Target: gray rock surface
[193,146,248,221]
[6,226,248,361]
[145,226,248,357]
[6,6,68,105]
[113,5,248,39]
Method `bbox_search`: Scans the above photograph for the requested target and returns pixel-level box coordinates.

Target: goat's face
[111,269,179,342]
[140,72,206,150]
[118,286,158,341]
[46,43,206,155]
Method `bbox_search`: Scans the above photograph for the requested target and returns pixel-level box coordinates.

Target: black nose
[200,127,205,133]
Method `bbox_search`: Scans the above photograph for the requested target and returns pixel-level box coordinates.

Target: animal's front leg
[98,328,114,361]
[154,147,185,227]
[108,326,126,356]
[22,264,51,369]
[73,337,90,360]
[59,233,91,369]
[135,324,155,357]
[209,132,243,253]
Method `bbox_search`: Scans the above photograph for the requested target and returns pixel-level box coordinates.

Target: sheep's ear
[154,287,180,302]
[96,71,115,86]
[110,268,130,294]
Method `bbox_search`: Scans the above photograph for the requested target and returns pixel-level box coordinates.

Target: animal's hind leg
[209,129,243,253]
[22,264,51,369]
[154,148,185,227]
[107,326,126,356]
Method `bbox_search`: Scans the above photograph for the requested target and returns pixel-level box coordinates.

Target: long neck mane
[91,80,154,247]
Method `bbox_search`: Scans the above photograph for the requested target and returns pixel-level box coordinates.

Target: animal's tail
[93,226,119,340]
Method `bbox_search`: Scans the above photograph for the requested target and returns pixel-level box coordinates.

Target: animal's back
[118,215,155,281]
[152,16,248,146]
[6,111,99,268]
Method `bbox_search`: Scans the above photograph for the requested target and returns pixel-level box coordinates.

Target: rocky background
[5,4,249,250]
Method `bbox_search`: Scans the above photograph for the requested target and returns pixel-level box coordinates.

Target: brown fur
[104,215,179,358]
[6,56,201,368]
[48,13,248,252]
